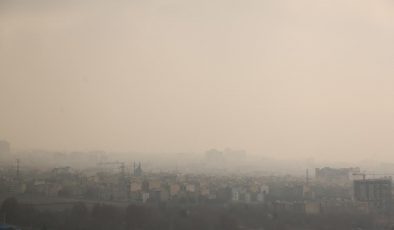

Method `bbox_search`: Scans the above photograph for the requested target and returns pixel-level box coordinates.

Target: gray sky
[1,0,394,160]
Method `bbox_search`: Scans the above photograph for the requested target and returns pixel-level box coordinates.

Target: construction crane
[352,172,366,180]
[352,172,394,180]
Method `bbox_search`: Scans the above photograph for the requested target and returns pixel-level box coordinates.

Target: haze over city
[1,0,394,161]
[3,1,394,230]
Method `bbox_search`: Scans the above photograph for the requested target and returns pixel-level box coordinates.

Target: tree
[125,204,149,230]
[66,202,88,230]
[0,197,19,224]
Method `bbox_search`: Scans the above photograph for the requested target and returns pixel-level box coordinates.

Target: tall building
[353,178,392,213]
[0,140,10,154]
[315,167,360,184]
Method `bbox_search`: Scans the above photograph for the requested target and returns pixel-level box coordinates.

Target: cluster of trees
[0,197,376,230]
[0,198,239,230]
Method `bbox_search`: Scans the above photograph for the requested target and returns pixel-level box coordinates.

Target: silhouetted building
[315,167,360,184]
[205,149,223,161]
[353,178,392,213]
[0,140,10,154]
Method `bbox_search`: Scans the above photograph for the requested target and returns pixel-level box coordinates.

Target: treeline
[0,197,376,230]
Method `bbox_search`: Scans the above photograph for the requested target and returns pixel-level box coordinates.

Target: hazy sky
[1,0,394,160]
